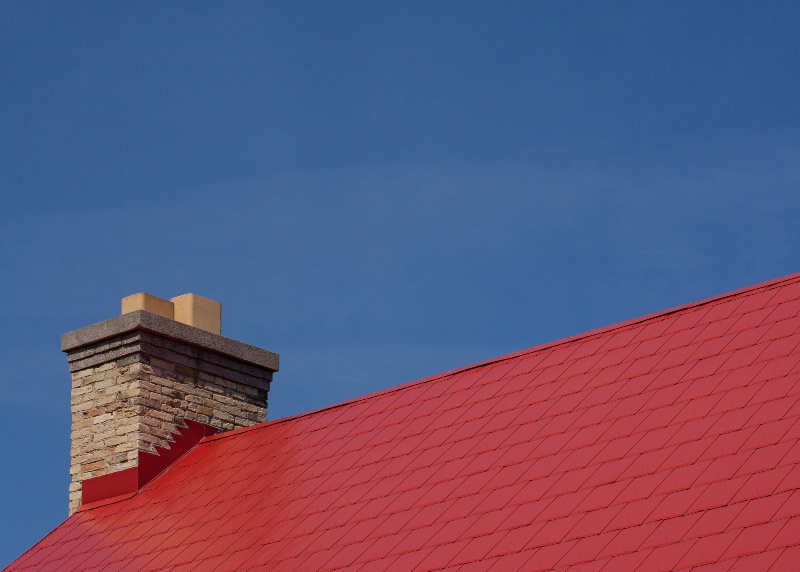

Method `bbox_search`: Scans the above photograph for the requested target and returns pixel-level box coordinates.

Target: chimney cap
[61,309,278,372]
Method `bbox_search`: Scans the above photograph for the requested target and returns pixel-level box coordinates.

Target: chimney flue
[63,293,278,514]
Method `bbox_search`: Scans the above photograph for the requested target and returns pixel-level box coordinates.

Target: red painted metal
[80,419,217,506]
[10,274,800,571]
[79,466,139,506]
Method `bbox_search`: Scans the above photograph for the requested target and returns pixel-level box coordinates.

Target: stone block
[171,293,221,334]
[121,293,175,320]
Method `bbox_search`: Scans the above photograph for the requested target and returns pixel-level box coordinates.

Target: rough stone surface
[121,293,175,320]
[62,310,279,371]
[171,293,221,335]
[65,317,276,514]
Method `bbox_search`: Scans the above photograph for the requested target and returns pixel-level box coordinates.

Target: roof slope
[10,274,800,572]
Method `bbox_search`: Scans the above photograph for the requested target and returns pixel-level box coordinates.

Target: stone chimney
[63,293,279,514]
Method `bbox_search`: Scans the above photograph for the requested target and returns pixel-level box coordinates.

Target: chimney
[62,293,279,514]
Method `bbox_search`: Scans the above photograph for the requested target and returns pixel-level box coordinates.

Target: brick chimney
[62,293,279,514]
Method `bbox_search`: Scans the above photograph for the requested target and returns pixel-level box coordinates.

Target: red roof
[10,274,800,571]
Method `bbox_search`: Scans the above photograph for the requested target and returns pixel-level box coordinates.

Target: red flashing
[80,419,217,506]
[79,466,138,506]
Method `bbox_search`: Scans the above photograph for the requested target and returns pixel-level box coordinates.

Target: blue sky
[2,1,800,566]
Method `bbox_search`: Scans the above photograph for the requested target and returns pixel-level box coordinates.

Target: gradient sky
[2,1,800,566]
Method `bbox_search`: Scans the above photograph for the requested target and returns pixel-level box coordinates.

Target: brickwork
[65,321,275,514]
[69,356,141,511]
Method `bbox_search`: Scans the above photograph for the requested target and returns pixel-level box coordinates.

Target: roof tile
[605,496,662,531]
[598,547,652,571]
[526,539,578,571]
[767,516,800,551]
[639,512,702,550]
[728,491,793,529]
[769,544,800,570]
[567,506,625,541]
[595,522,656,560]
[556,531,616,568]
[613,472,669,505]
[721,520,786,561]
[486,548,537,571]
[486,524,543,558]
[637,538,695,571]
[677,530,741,569]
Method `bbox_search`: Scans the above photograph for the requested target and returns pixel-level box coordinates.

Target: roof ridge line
[202,271,800,444]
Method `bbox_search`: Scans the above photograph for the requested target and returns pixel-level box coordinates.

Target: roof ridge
[202,271,800,444]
